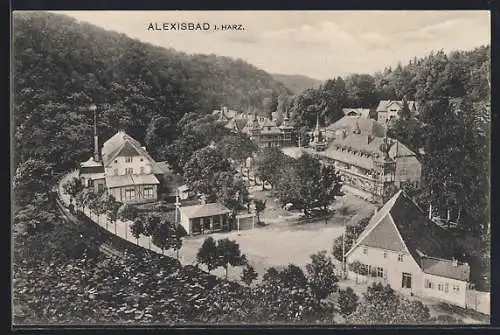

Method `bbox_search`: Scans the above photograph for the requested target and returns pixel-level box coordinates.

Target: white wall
[378,111,388,124]
[422,272,468,308]
[395,156,422,185]
[346,245,423,294]
[105,154,152,176]
[180,215,191,235]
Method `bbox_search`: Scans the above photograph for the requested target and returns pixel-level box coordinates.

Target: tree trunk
[262,181,265,191]
[225,265,228,280]
[136,238,139,246]
[177,248,179,259]
[257,212,260,223]
[149,237,151,250]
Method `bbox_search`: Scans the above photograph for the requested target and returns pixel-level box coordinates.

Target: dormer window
[140,158,144,162]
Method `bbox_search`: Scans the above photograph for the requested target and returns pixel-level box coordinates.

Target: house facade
[376,100,418,124]
[345,190,470,308]
[79,130,162,204]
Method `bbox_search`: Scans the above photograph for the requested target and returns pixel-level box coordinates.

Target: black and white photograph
[11,10,491,326]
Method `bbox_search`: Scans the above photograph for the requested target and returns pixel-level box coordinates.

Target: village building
[324,115,385,140]
[342,108,371,118]
[79,130,163,203]
[345,190,471,308]
[212,106,240,123]
[179,202,232,235]
[221,110,294,149]
[376,100,418,124]
[284,116,421,203]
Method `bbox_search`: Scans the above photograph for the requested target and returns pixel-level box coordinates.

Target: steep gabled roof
[101,130,156,167]
[225,117,248,132]
[346,190,470,282]
[342,108,371,118]
[326,116,386,138]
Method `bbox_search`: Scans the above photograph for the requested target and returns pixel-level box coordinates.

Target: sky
[53,10,490,80]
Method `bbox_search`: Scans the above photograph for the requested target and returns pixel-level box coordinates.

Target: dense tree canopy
[13,12,290,174]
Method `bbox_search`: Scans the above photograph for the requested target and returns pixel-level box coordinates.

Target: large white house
[345,190,471,308]
[79,130,163,203]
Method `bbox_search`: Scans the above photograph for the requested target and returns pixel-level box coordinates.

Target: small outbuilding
[179,203,232,235]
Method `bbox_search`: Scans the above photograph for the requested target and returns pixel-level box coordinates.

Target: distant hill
[271,74,323,94]
[13,11,291,170]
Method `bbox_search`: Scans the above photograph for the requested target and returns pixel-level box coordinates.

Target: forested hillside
[271,73,323,95]
[13,11,291,172]
[288,46,490,129]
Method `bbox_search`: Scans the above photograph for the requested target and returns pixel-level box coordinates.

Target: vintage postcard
[11,10,491,326]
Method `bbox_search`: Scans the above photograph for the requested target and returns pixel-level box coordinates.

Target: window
[398,254,404,262]
[445,283,449,293]
[425,279,433,289]
[140,158,144,162]
[453,285,460,293]
[383,251,388,259]
[125,157,133,163]
[88,179,94,187]
[438,284,443,291]
[402,272,412,289]
[114,160,118,164]
[144,187,154,198]
[140,167,145,174]
[125,168,133,175]
[97,183,104,192]
[376,267,384,278]
[363,248,368,255]
[114,169,118,176]
[124,188,135,200]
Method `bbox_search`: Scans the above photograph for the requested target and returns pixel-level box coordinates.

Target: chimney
[92,105,100,162]
[94,134,99,162]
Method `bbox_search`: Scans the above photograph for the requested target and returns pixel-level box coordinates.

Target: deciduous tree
[241,264,258,286]
[196,236,218,274]
[305,250,338,303]
[216,238,247,280]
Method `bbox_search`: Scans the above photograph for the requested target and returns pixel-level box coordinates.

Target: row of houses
[212,107,294,148]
